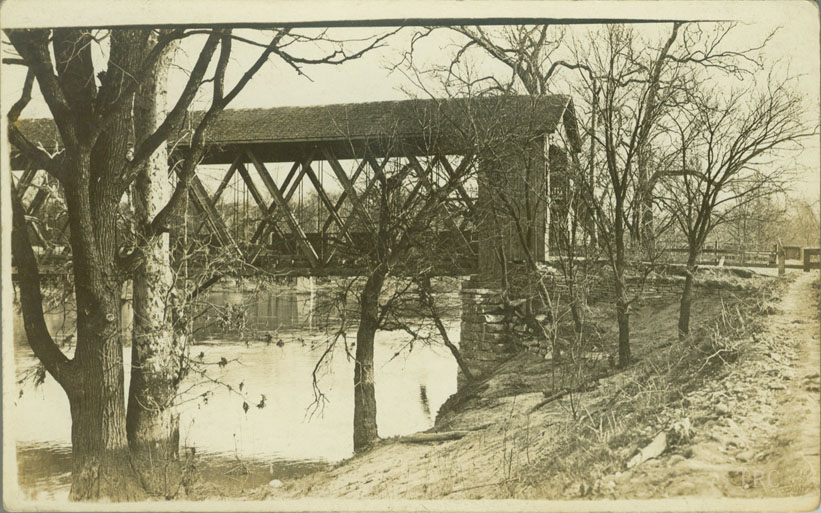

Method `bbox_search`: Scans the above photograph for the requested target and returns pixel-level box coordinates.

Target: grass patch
[505,277,789,499]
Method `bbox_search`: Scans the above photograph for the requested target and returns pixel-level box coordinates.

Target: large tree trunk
[353,266,386,453]
[68,292,146,501]
[678,254,697,339]
[61,145,148,500]
[62,30,150,499]
[125,34,183,497]
[12,185,143,501]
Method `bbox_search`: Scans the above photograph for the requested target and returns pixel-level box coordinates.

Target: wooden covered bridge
[12,94,581,280]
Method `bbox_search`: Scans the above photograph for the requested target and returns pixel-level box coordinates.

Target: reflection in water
[12,284,458,497]
[419,385,432,423]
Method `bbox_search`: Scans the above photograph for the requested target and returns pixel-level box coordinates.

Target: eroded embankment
[238,270,819,502]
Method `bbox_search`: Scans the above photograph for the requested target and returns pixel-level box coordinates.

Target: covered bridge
[13,94,581,279]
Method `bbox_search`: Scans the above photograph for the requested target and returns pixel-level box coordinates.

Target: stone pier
[458,275,550,386]
[459,280,515,384]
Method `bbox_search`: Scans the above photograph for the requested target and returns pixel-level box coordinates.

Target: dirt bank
[250,271,818,502]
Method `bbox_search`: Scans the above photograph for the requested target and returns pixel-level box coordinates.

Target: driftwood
[398,431,472,444]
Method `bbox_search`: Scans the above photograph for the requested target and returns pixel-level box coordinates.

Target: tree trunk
[417,277,475,382]
[615,275,631,368]
[126,35,184,496]
[353,266,386,452]
[13,186,142,500]
[614,195,631,368]
[678,255,697,339]
[641,198,655,253]
[69,289,146,501]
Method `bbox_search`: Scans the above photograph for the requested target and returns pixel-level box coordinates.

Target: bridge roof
[14,94,580,164]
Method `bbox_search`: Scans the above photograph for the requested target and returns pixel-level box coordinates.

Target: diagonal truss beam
[246,150,319,267]
[248,160,300,244]
[302,159,354,246]
[321,158,369,234]
[438,154,476,231]
[236,161,267,211]
[401,157,438,213]
[438,153,476,213]
[320,156,390,265]
[188,173,242,257]
[15,166,37,196]
[26,186,50,216]
[407,155,475,257]
[322,147,373,232]
[195,156,241,237]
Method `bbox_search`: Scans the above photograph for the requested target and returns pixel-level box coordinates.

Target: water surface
[12,282,459,498]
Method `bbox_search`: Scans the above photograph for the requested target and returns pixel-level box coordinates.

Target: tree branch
[121,30,222,188]
[5,29,80,152]
[11,191,75,391]
[7,67,64,181]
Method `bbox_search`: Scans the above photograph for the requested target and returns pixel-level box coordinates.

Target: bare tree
[562,24,688,367]
[6,25,395,500]
[296,107,478,451]
[398,22,784,372]
[659,74,816,337]
[8,27,219,500]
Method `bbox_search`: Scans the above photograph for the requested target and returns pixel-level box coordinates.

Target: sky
[1,1,819,204]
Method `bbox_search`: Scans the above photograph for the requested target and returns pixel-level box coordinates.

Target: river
[11,279,459,500]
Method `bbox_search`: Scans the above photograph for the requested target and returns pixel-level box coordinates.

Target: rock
[668,454,686,466]
[268,479,283,488]
[715,403,730,416]
[754,450,771,462]
[670,417,693,442]
[627,432,668,469]
[735,450,754,463]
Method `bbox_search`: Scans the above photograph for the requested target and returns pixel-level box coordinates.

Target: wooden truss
[12,143,478,276]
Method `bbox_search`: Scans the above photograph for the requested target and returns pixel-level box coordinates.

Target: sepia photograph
[1,1,819,511]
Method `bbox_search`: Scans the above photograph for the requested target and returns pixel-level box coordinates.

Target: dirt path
[743,271,820,496]
[611,271,820,502]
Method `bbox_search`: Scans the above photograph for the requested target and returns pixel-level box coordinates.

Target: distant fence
[660,247,775,267]
[804,248,821,272]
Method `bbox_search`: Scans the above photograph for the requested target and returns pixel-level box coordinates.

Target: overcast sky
[2,1,818,203]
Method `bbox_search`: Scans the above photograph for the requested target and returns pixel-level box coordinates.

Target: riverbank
[233,270,819,502]
[13,270,818,505]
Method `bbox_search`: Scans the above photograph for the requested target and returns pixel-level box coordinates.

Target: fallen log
[398,431,472,443]
[528,389,569,413]
[529,379,603,414]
